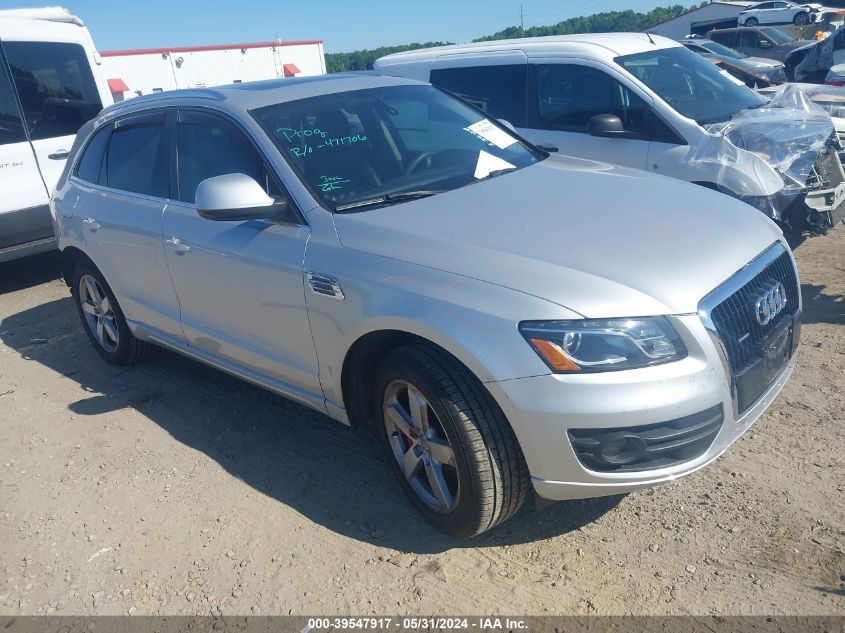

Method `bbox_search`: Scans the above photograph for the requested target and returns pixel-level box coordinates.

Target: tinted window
[177,112,271,203]
[762,28,793,44]
[533,64,649,135]
[0,63,26,145]
[429,64,527,127]
[3,41,103,141]
[75,124,110,183]
[105,116,168,197]
[711,31,739,47]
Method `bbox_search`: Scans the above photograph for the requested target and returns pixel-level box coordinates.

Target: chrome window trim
[697,240,799,419]
[68,176,170,205]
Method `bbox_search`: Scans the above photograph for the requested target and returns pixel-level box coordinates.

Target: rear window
[105,116,169,198]
[75,125,110,184]
[3,41,103,141]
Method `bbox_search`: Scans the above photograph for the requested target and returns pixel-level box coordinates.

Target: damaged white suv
[376,33,845,234]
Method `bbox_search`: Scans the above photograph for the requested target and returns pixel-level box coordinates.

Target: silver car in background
[51,74,801,537]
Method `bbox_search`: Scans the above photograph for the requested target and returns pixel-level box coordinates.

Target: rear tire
[793,11,809,25]
[374,344,529,537]
[71,259,153,366]
[744,16,759,26]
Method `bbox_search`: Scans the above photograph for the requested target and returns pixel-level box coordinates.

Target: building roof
[101,39,323,57]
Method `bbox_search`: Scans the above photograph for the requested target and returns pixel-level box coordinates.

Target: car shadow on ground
[800,283,844,325]
[0,296,623,553]
[0,251,61,294]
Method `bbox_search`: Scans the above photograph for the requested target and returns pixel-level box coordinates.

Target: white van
[0,7,111,263]
[375,34,845,234]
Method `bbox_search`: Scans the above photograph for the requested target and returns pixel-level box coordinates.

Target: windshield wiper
[474,167,517,183]
[334,190,445,212]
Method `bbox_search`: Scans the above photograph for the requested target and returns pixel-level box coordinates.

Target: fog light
[599,434,647,465]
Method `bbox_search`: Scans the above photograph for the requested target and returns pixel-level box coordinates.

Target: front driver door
[523,61,651,170]
[162,109,322,409]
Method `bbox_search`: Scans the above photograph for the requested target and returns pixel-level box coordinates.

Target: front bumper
[488,313,795,501]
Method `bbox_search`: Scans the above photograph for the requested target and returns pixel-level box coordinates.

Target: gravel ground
[0,226,843,617]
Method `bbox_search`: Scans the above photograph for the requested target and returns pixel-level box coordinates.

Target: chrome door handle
[48,149,70,160]
[82,217,100,231]
[166,237,191,254]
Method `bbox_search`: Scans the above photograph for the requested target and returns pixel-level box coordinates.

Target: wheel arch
[59,246,96,287]
[340,328,496,429]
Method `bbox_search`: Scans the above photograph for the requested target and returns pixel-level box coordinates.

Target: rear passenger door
[162,109,321,406]
[71,110,184,342]
[2,40,104,194]
[524,61,652,170]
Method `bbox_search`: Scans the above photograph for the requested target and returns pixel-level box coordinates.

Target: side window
[74,124,110,184]
[105,114,169,198]
[177,111,280,204]
[712,32,737,47]
[532,64,649,136]
[3,41,103,141]
[429,64,527,127]
[0,62,26,145]
[742,32,764,48]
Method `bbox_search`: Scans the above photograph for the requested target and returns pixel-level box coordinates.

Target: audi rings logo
[753,282,788,326]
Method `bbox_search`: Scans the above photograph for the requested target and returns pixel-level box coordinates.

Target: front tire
[744,16,759,26]
[71,259,153,365]
[374,344,529,537]
[793,11,809,25]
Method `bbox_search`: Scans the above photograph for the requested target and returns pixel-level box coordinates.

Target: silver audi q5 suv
[51,74,801,537]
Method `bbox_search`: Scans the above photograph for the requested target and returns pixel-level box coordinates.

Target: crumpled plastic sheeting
[688,84,840,220]
[767,82,845,121]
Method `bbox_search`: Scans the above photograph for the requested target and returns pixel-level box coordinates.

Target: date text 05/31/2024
[306,618,528,630]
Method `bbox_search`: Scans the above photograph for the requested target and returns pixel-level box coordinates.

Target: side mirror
[587,114,627,138]
[759,39,773,48]
[195,173,288,221]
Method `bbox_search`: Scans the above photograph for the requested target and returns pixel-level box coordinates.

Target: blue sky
[1,0,677,52]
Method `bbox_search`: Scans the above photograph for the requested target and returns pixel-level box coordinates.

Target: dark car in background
[708,26,813,63]
[681,37,786,84]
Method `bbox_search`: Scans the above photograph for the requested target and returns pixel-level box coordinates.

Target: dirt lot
[0,227,843,617]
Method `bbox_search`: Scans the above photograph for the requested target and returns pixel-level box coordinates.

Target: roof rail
[101,88,227,116]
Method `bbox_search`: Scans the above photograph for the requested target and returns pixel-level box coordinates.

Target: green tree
[324,4,701,73]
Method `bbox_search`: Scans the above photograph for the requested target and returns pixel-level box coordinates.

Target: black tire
[744,16,759,26]
[374,344,529,537]
[793,11,809,25]
[71,259,154,366]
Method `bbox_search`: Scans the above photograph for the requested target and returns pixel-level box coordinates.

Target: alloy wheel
[79,274,119,353]
[383,379,460,513]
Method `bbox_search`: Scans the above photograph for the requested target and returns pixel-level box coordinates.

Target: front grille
[703,245,800,414]
[568,405,723,473]
[813,147,845,189]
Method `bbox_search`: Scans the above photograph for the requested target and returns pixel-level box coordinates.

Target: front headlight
[519,317,687,373]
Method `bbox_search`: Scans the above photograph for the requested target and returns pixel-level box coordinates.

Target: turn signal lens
[527,338,582,372]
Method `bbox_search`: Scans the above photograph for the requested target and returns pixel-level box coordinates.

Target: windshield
[701,40,745,60]
[616,46,766,124]
[252,84,541,211]
[761,27,794,44]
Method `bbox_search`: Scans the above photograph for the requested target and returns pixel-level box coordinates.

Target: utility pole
[520,4,524,36]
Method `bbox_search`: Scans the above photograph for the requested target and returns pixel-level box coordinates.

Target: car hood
[742,56,784,69]
[332,156,782,318]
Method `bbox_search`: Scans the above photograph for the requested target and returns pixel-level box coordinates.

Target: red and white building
[100,39,326,101]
